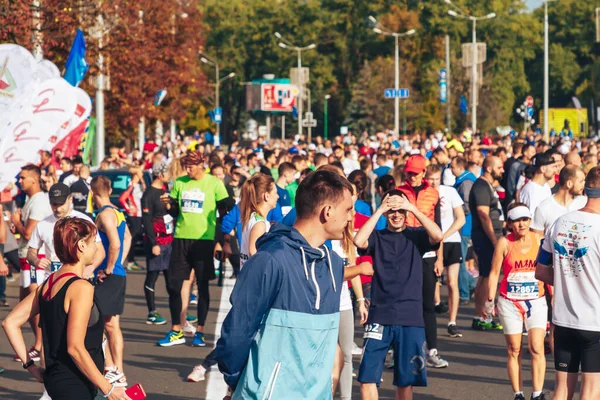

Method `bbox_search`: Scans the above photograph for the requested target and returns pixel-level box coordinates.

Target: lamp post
[275,32,316,139]
[200,54,235,143]
[324,94,331,140]
[368,16,415,136]
[543,0,558,142]
[445,0,495,135]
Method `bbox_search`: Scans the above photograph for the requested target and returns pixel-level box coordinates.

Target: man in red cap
[397,155,449,369]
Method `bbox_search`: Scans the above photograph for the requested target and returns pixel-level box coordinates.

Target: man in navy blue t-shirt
[354,189,443,400]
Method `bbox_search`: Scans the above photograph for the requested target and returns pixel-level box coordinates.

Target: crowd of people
[0,126,599,400]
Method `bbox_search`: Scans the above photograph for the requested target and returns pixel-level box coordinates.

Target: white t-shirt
[531,195,587,233]
[18,192,52,258]
[331,240,353,312]
[542,210,600,331]
[519,180,552,217]
[240,212,269,270]
[28,210,100,272]
[62,173,80,187]
[341,158,360,176]
[438,185,464,243]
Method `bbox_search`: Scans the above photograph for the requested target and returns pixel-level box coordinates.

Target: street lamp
[200,53,235,142]
[544,0,558,141]
[324,94,331,140]
[275,32,317,139]
[368,15,416,136]
[445,1,496,135]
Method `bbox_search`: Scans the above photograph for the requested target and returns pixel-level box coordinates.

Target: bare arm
[401,200,444,244]
[13,218,39,241]
[444,206,466,241]
[248,221,267,257]
[487,237,508,301]
[122,224,132,264]
[343,262,373,281]
[0,204,6,244]
[477,206,498,245]
[2,286,42,368]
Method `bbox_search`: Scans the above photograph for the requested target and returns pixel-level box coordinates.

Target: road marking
[205,275,235,399]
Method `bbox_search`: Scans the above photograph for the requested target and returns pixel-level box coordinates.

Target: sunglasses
[387,209,406,216]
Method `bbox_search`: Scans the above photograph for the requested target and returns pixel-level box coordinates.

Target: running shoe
[183,320,197,337]
[0,299,9,307]
[514,394,526,400]
[104,367,128,387]
[13,346,41,362]
[6,275,15,282]
[186,313,198,323]
[0,366,3,374]
[191,332,206,347]
[447,324,463,338]
[384,358,394,369]
[351,342,363,356]
[146,311,167,325]
[459,299,470,305]
[426,350,449,368]
[189,293,198,305]
[471,319,503,331]
[39,388,52,400]
[187,365,207,382]
[530,393,546,400]
[126,261,143,271]
[434,302,449,314]
[157,330,185,347]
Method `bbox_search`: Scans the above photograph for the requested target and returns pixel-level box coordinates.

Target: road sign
[527,106,534,118]
[302,112,317,128]
[340,126,348,134]
[214,107,222,123]
[439,69,447,104]
[384,89,410,99]
[526,96,534,107]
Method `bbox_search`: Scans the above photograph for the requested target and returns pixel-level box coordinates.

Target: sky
[526,0,544,10]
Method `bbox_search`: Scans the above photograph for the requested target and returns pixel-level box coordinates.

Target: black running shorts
[94,274,126,317]
[443,242,463,267]
[169,238,215,281]
[554,325,600,373]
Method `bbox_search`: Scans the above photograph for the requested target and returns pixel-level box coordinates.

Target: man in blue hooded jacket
[215,169,354,399]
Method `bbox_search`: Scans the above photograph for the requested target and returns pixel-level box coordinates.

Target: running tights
[168,278,210,326]
[338,309,354,400]
[144,269,171,313]
[422,257,438,350]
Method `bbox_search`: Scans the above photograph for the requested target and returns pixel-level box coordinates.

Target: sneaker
[183,321,197,337]
[189,293,198,305]
[426,350,449,368]
[351,342,363,356]
[514,394,526,400]
[186,314,198,323]
[126,261,143,271]
[384,358,394,369]
[459,299,470,305]
[157,330,185,347]
[434,302,449,314]
[0,366,4,374]
[187,365,207,382]
[448,324,463,338]
[39,388,52,400]
[191,332,206,347]
[104,367,128,387]
[14,346,41,362]
[472,319,503,331]
[530,393,546,400]
[6,275,15,282]
[0,299,9,307]
[146,311,167,325]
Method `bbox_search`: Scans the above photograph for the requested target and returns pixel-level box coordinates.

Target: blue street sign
[526,106,534,118]
[214,107,222,116]
[439,69,447,104]
[384,89,410,99]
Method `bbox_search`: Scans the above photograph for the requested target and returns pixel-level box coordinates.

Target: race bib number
[51,261,61,272]
[364,323,384,340]
[507,272,539,300]
[181,190,205,214]
[163,214,174,234]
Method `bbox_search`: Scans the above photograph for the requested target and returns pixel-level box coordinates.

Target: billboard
[261,84,298,112]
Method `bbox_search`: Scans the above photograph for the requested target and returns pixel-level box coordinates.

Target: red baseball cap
[404,155,427,174]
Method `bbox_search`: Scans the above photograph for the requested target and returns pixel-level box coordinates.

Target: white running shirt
[18,192,52,258]
[331,240,353,312]
[542,210,600,331]
[438,185,464,243]
[519,180,552,217]
[531,195,586,233]
[240,212,269,270]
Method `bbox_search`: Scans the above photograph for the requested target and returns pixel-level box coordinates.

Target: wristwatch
[22,359,34,370]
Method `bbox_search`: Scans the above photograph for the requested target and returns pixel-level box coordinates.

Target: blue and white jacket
[215,223,344,400]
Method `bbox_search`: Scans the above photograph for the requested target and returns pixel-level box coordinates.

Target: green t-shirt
[170,174,229,240]
[270,167,279,181]
[286,180,299,207]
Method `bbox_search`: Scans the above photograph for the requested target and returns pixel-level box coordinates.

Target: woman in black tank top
[3,217,130,399]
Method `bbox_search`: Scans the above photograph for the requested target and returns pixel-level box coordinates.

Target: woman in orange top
[486,203,547,400]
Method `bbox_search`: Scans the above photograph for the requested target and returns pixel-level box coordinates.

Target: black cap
[49,183,70,205]
[532,153,555,168]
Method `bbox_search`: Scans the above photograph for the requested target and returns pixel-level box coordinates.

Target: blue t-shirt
[373,166,391,178]
[363,227,436,327]
[276,185,291,207]
[354,199,372,217]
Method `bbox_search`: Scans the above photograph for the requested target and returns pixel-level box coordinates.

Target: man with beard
[469,156,505,331]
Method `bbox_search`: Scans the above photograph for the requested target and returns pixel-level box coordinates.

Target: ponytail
[240,173,275,229]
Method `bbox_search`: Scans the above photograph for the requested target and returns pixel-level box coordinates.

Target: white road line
[205,275,235,399]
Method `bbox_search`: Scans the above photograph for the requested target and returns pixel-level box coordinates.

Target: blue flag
[460,95,468,115]
[64,29,88,87]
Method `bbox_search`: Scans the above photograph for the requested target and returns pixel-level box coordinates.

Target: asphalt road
[0,258,561,400]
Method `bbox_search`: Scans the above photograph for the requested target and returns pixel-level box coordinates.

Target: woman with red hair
[3,218,130,400]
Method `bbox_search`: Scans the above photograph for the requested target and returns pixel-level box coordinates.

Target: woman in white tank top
[239,173,279,269]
